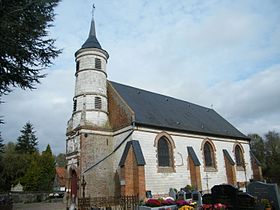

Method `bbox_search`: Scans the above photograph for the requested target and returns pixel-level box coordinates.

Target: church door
[71,170,78,199]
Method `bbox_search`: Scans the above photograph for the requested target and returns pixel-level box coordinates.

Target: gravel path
[13,201,66,210]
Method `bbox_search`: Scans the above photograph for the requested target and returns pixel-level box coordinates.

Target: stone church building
[66,11,262,201]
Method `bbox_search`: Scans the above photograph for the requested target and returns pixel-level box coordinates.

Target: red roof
[55,167,66,186]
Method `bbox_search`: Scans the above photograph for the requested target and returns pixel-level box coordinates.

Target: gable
[119,140,146,167]
[110,81,249,140]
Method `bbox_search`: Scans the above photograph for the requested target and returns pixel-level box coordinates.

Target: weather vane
[92,3,95,18]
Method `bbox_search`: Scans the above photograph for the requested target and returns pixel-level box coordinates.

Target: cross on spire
[92,4,95,19]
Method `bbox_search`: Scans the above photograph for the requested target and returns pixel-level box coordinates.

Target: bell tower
[71,4,109,130]
[66,5,111,201]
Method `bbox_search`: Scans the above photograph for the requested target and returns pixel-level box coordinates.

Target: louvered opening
[73,99,77,112]
[76,61,80,72]
[95,97,102,109]
[95,58,101,69]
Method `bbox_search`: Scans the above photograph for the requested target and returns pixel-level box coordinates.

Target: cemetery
[136,181,280,210]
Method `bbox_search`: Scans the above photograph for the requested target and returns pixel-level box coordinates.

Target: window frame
[201,139,217,172]
[154,132,175,173]
[234,144,245,171]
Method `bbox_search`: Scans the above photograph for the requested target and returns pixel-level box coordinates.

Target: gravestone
[237,192,255,210]
[192,191,202,207]
[211,184,238,209]
[247,181,280,210]
[169,188,177,200]
[202,193,212,204]
[177,190,186,200]
[146,191,152,198]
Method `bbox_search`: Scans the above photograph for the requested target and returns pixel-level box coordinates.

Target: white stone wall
[111,127,134,171]
[132,127,253,195]
[71,48,109,128]
[74,71,106,96]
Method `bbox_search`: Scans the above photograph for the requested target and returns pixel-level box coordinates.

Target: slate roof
[110,81,249,140]
[119,140,146,167]
[223,149,235,165]
[81,18,102,50]
[187,147,201,166]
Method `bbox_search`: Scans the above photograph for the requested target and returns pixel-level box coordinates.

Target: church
[65,9,262,201]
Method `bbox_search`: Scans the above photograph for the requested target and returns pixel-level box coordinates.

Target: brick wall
[120,146,146,199]
[80,133,115,197]
[107,82,133,130]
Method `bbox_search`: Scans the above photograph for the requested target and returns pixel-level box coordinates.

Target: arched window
[203,142,215,167]
[158,137,170,167]
[235,145,244,167]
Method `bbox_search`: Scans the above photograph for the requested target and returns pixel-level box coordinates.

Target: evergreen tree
[38,144,56,191]
[0,0,61,96]
[21,145,55,191]
[16,122,38,154]
[21,153,41,191]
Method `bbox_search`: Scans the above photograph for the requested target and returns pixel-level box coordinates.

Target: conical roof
[81,18,102,49]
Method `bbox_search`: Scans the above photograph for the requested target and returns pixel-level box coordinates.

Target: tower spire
[81,3,101,49]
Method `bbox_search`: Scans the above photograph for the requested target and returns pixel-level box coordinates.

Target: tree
[264,131,280,184]
[0,132,4,154]
[250,131,280,184]
[248,133,265,166]
[0,0,61,96]
[20,153,41,191]
[55,153,66,167]
[21,145,55,191]
[38,144,55,191]
[0,142,30,191]
[16,122,38,154]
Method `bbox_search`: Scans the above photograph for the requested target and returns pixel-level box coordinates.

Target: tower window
[73,99,77,112]
[95,58,101,69]
[95,97,102,109]
[76,61,80,72]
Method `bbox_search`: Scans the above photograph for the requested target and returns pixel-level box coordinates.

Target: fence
[78,195,139,210]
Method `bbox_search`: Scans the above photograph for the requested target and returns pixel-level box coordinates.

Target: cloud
[1,0,280,154]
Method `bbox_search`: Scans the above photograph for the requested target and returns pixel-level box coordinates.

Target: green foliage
[0,132,4,154]
[21,144,55,191]
[0,0,61,95]
[0,142,31,191]
[249,131,280,184]
[264,131,280,184]
[16,122,38,154]
[20,153,41,191]
[55,153,66,167]
[38,144,56,191]
[248,133,265,167]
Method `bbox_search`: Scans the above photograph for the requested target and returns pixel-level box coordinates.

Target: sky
[1,0,280,155]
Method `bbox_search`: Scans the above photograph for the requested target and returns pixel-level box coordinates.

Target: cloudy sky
[1,0,280,154]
